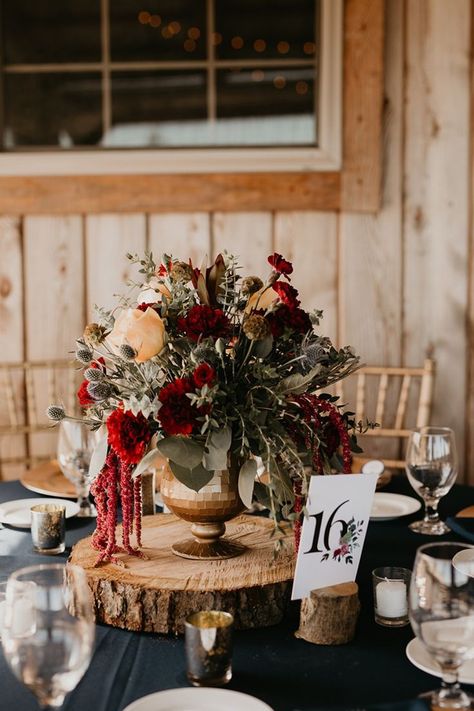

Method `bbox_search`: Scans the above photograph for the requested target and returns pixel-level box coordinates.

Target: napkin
[446,517,474,544]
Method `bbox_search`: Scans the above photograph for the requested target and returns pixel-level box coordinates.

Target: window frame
[0,0,383,213]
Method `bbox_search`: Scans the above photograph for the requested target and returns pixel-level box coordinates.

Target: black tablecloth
[1,476,474,711]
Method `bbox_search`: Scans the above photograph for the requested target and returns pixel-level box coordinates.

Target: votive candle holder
[31,503,66,555]
[185,610,234,687]
[372,566,411,628]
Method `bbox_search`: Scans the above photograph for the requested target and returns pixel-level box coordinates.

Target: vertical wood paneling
[339,0,403,365]
[85,214,146,317]
[404,0,470,472]
[24,216,84,460]
[212,213,272,275]
[0,217,25,479]
[148,213,210,264]
[274,212,338,344]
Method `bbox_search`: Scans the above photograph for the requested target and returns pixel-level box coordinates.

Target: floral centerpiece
[48,251,365,564]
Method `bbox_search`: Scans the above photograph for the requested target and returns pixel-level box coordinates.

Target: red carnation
[272,282,300,308]
[193,362,216,388]
[106,409,151,465]
[268,253,293,277]
[158,377,201,436]
[267,304,312,338]
[178,304,231,342]
[77,380,94,407]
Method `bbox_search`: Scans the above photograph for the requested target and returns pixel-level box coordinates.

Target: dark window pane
[3,73,102,148]
[108,71,207,147]
[110,0,207,62]
[2,0,101,64]
[215,0,317,61]
[215,67,315,146]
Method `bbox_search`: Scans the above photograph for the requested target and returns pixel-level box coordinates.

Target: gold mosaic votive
[31,504,66,555]
[185,610,234,687]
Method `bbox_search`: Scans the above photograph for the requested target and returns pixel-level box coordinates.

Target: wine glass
[57,421,97,518]
[409,542,474,709]
[405,427,457,535]
[1,563,95,709]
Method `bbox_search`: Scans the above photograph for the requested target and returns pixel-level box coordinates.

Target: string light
[277,41,289,54]
[303,41,316,55]
[211,32,223,46]
[149,14,161,28]
[251,69,265,82]
[138,11,150,25]
[231,36,244,50]
[184,38,197,52]
[273,75,286,89]
[296,80,309,95]
[253,39,266,53]
[161,25,173,38]
[188,27,200,40]
[169,21,181,35]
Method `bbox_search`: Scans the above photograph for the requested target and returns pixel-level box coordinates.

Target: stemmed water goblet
[409,542,474,709]
[1,563,95,709]
[405,427,457,535]
[57,421,97,518]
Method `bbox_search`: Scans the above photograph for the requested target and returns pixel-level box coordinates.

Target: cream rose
[108,307,166,363]
[245,286,278,314]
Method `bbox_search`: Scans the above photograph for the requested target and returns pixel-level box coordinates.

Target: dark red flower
[158,377,201,436]
[268,253,293,277]
[107,409,151,465]
[77,380,94,407]
[272,282,300,308]
[267,304,312,338]
[193,362,216,388]
[156,261,172,277]
[178,304,231,342]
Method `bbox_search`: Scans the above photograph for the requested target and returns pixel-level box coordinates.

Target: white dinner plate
[406,638,474,684]
[370,492,421,521]
[122,688,274,711]
[0,498,80,528]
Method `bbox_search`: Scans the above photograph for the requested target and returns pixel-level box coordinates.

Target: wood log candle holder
[295,582,360,645]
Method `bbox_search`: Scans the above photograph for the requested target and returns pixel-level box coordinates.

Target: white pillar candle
[376,580,407,618]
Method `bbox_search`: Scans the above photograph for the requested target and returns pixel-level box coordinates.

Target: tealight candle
[372,567,411,628]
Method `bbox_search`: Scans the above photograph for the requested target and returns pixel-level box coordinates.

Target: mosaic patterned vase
[160,460,246,560]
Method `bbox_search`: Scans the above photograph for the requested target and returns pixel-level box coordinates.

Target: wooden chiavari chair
[0,360,80,479]
[334,358,436,470]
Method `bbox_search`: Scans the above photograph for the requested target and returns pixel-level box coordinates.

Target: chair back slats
[394,374,411,430]
[355,372,366,422]
[375,373,388,426]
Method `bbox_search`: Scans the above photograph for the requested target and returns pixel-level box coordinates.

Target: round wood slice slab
[69,513,295,635]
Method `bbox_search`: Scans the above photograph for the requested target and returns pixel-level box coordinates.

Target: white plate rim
[0,497,80,528]
[370,492,421,521]
[453,549,474,577]
[20,480,76,500]
[122,688,274,711]
[406,637,474,684]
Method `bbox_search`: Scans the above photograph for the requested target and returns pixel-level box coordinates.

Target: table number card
[292,473,378,600]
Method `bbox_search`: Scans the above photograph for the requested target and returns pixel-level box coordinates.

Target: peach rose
[137,276,171,305]
[245,286,278,314]
[108,307,166,363]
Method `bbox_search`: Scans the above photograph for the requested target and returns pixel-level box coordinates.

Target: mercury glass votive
[31,504,66,554]
[372,567,411,627]
[185,610,234,687]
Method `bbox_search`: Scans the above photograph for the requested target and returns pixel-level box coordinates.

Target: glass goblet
[409,542,474,709]
[405,427,457,535]
[57,421,97,518]
[1,563,95,709]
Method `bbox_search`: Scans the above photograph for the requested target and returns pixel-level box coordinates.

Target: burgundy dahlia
[193,362,216,388]
[106,409,151,465]
[178,304,230,342]
[158,377,201,436]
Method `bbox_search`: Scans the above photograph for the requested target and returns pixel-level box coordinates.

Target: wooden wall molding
[0,0,383,215]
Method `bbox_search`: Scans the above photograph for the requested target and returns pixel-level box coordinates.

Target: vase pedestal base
[69,513,294,634]
[171,537,247,560]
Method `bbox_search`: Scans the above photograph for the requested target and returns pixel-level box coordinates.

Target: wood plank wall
[0,0,472,480]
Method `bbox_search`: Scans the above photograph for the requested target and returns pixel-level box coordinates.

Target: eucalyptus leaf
[253,335,273,359]
[88,432,108,483]
[169,460,214,492]
[157,436,204,469]
[132,448,163,480]
[277,365,322,395]
[238,459,258,508]
[203,446,228,471]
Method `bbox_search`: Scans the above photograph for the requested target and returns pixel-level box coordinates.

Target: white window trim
[0,0,342,177]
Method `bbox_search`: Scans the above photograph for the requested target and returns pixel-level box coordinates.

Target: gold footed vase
[160,462,247,560]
